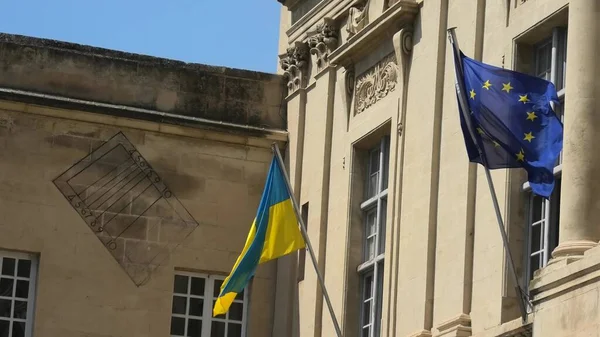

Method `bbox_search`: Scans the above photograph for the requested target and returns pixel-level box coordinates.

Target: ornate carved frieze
[307,17,339,70]
[346,0,370,36]
[279,41,310,93]
[354,53,398,114]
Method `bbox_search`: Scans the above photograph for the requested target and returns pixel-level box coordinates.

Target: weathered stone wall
[0,33,286,130]
[0,98,281,337]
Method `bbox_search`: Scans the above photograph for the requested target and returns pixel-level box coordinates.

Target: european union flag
[452,48,563,198]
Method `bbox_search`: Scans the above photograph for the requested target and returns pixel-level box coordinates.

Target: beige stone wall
[0,100,283,337]
[276,0,600,336]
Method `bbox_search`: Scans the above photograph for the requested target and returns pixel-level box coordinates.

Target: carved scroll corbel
[392,26,414,135]
[279,41,310,93]
[307,17,339,70]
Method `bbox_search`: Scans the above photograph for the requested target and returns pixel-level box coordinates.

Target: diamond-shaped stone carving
[53,132,198,286]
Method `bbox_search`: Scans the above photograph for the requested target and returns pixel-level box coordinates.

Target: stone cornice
[329,0,419,68]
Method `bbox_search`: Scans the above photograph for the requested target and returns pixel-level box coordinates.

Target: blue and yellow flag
[451,42,563,198]
[213,156,305,316]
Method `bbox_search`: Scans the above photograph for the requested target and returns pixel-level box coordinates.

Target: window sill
[472,317,532,337]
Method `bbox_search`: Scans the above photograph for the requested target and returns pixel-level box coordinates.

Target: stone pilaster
[552,0,600,259]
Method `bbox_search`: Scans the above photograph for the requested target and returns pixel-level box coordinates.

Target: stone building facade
[0,34,288,337]
[274,1,600,337]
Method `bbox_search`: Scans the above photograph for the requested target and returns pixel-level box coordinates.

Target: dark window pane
[174,275,189,294]
[190,277,205,296]
[530,254,541,280]
[379,200,387,255]
[362,300,371,326]
[532,196,543,223]
[189,298,204,317]
[16,261,30,279]
[363,274,373,300]
[170,317,185,336]
[362,326,370,337]
[369,150,380,174]
[187,319,202,337]
[0,319,9,337]
[211,321,226,337]
[13,301,26,320]
[531,223,542,253]
[1,259,14,277]
[228,323,242,337]
[229,302,243,321]
[11,321,24,337]
[0,300,10,318]
[172,296,187,315]
[14,281,28,299]
[0,279,13,298]
[213,280,224,298]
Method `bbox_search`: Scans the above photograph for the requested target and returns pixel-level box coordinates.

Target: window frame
[522,26,567,287]
[170,271,249,337]
[357,137,389,337]
[0,250,38,337]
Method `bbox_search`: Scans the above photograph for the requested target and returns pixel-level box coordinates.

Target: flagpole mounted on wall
[271,143,344,337]
[447,27,531,323]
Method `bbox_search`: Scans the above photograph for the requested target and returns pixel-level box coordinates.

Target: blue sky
[0,0,282,73]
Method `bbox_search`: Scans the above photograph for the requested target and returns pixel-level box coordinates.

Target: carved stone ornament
[279,41,310,93]
[346,0,371,36]
[355,54,398,114]
[307,17,339,70]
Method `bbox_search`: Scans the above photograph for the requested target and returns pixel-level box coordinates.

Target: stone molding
[307,17,339,70]
[280,41,310,93]
[434,314,472,337]
[354,53,398,114]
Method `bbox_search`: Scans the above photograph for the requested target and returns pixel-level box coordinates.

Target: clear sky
[0,0,282,74]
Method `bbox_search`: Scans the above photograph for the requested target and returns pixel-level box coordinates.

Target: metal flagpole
[447,28,530,323]
[271,143,344,337]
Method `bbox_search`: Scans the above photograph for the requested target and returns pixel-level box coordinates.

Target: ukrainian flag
[213,156,305,316]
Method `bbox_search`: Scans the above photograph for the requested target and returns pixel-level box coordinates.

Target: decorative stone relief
[279,41,310,93]
[346,0,370,36]
[354,54,398,114]
[307,18,339,70]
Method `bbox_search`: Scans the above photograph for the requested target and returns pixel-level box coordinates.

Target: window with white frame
[358,137,389,337]
[0,251,38,337]
[524,27,567,282]
[170,272,248,337]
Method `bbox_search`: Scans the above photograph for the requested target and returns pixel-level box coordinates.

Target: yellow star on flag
[502,82,513,93]
[516,149,525,162]
[523,132,535,142]
[526,111,537,121]
[493,141,500,147]
[519,94,530,104]
[470,89,476,100]
[476,127,484,135]
[482,80,492,90]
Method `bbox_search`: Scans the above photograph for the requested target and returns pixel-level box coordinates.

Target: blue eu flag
[454,50,563,198]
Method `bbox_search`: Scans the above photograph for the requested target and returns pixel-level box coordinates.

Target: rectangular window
[357,137,389,337]
[171,272,248,337]
[298,202,309,282]
[0,251,38,337]
[524,27,567,282]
